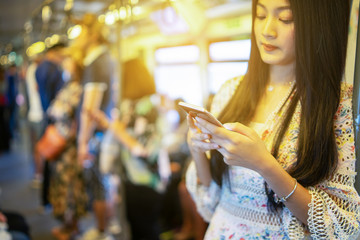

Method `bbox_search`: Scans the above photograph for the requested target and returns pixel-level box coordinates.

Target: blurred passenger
[154,96,190,233]
[0,66,11,153]
[0,210,30,240]
[89,58,166,240]
[17,64,29,119]
[74,13,118,240]
[35,43,66,113]
[6,64,19,140]
[35,42,66,209]
[47,53,88,240]
[25,55,45,188]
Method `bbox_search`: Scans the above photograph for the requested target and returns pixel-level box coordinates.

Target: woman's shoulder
[333,82,354,137]
[335,82,354,119]
[211,76,243,117]
[220,75,243,92]
[340,81,353,100]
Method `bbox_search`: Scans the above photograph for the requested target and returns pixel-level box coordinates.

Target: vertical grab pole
[351,0,360,192]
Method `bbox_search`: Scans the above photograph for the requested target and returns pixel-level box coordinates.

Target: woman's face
[254,0,295,66]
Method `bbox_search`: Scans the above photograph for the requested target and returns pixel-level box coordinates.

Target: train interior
[0,0,360,239]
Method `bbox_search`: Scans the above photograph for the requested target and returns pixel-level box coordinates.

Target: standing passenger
[186,0,360,239]
[0,66,11,152]
[88,58,166,240]
[75,13,117,240]
[26,55,45,188]
[35,43,66,113]
[6,64,19,140]
[35,42,66,210]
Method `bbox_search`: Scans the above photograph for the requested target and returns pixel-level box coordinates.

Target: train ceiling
[0,0,251,53]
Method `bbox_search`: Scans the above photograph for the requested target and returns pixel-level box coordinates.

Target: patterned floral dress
[47,81,88,222]
[186,77,360,239]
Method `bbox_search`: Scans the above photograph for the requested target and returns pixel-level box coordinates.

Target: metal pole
[351,0,360,192]
[115,0,123,109]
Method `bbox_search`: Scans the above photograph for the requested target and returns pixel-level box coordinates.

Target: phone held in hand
[178,101,223,127]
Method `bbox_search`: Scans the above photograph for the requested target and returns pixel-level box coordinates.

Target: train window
[208,39,251,93]
[154,45,203,105]
[209,39,251,61]
[155,64,202,106]
[155,45,200,64]
[208,62,248,93]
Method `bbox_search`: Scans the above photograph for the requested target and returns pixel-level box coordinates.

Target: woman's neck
[269,63,296,85]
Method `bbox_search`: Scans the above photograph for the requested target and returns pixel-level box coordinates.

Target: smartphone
[178,101,223,127]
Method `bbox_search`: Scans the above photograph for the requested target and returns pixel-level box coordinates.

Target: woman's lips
[262,43,277,51]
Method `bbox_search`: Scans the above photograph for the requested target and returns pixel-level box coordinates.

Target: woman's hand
[186,114,216,186]
[88,109,110,130]
[186,114,220,155]
[194,117,277,173]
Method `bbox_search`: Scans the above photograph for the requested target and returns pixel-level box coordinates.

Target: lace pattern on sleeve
[305,85,360,239]
[280,84,360,239]
[185,162,220,222]
[307,182,360,239]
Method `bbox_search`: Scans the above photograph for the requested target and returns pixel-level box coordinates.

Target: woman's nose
[262,17,277,38]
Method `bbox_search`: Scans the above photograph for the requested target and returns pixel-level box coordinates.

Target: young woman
[186,0,360,239]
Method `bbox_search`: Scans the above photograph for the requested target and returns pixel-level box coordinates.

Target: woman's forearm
[191,151,213,187]
[258,158,311,225]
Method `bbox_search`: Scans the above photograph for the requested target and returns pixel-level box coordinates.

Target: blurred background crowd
[0,12,213,240]
[0,1,256,239]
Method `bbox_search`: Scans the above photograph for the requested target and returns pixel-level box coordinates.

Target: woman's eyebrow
[257,2,291,12]
[257,2,266,10]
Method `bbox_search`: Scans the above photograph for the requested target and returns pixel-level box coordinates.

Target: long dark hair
[210,0,351,211]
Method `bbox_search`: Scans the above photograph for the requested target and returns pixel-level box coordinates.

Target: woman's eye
[256,15,266,20]
[279,19,293,24]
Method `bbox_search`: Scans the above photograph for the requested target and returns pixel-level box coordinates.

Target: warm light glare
[98,15,105,23]
[105,12,116,25]
[64,0,74,11]
[127,5,132,17]
[50,34,60,46]
[131,0,139,4]
[119,7,127,20]
[42,5,52,23]
[0,55,8,65]
[45,37,51,48]
[68,25,82,39]
[33,42,46,52]
[132,6,143,16]
[151,6,189,35]
[108,4,116,10]
[26,41,45,57]
[113,9,120,21]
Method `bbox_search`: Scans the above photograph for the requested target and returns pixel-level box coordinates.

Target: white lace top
[186,77,360,239]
